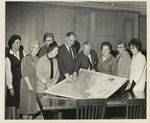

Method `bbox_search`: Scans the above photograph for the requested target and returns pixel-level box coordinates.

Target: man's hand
[9,88,15,96]
[65,73,72,83]
[72,72,78,81]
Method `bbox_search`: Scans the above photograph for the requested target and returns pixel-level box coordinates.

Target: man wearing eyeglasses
[116,41,131,78]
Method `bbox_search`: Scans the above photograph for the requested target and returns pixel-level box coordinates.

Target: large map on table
[44,69,127,99]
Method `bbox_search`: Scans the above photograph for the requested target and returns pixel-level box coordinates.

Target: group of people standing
[5,32,146,119]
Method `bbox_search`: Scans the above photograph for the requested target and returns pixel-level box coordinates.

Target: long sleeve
[57,48,67,76]
[111,58,117,75]
[123,55,131,78]
[116,52,131,78]
[53,69,60,85]
[21,56,33,89]
[74,55,81,73]
[21,57,29,77]
[131,56,146,84]
[23,50,26,57]
[5,57,13,89]
[36,58,47,84]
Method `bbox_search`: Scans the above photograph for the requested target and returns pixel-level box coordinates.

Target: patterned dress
[19,54,39,114]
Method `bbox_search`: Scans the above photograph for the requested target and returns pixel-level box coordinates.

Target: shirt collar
[30,53,39,62]
[120,50,127,56]
[87,53,91,58]
[9,49,20,60]
[65,44,72,52]
[133,52,141,59]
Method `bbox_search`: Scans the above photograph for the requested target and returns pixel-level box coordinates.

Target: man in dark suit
[57,32,77,83]
[73,41,98,80]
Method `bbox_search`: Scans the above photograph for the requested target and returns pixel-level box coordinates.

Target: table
[36,90,145,119]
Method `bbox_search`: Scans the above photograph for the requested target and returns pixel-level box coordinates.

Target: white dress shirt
[87,54,92,70]
[65,44,74,59]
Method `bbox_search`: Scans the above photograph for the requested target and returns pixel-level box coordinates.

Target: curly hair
[128,38,142,51]
[8,34,21,49]
[101,41,112,51]
[43,32,54,42]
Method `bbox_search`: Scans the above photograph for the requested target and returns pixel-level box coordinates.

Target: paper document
[44,69,127,99]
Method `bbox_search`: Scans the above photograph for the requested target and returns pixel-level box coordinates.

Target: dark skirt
[6,76,21,108]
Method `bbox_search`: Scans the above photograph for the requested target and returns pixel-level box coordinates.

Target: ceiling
[43,1,146,15]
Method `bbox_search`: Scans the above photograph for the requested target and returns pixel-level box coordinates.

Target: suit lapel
[83,52,89,68]
[90,52,95,67]
[63,44,74,61]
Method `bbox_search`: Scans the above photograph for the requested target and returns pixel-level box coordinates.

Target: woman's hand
[29,86,34,92]
[9,88,15,96]
[46,83,53,89]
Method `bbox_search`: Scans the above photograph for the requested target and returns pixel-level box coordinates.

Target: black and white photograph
[0,0,149,121]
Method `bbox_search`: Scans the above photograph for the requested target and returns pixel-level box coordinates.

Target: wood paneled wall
[6,3,145,56]
[139,15,146,49]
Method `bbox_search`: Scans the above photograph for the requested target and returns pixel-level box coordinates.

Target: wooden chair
[76,99,107,119]
[126,99,146,119]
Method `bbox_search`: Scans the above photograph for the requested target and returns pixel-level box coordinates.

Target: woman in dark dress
[5,34,25,119]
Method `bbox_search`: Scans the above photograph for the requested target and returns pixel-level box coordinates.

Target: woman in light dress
[126,38,146,92]
[36,41,60,93]
[19,41,40,119]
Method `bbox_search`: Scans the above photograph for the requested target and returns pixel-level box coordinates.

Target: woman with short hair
[36,41,60,92]
[38,32,57,58]
[97,41,117,75]
[126,38,146,92]
[19,41,40,119]
[5,34,25,119]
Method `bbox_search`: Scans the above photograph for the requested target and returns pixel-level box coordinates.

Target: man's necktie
[87,56,92,70]
[69,47,74,59]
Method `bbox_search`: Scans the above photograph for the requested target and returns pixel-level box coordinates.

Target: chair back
[126,99,146,119]
[76,99,106,119]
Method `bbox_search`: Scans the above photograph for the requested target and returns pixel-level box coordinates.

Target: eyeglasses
[117,46,124,49]
[45,40,53,42]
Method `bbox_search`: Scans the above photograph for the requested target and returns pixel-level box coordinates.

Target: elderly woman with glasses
[19,41,40,119]
[116,41,131,78]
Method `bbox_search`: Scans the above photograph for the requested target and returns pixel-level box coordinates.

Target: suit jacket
[74,50,98,73]
[57,44,77,82]
[116,50,131,78]
[97,54,117,75]
[36,54,60,92]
